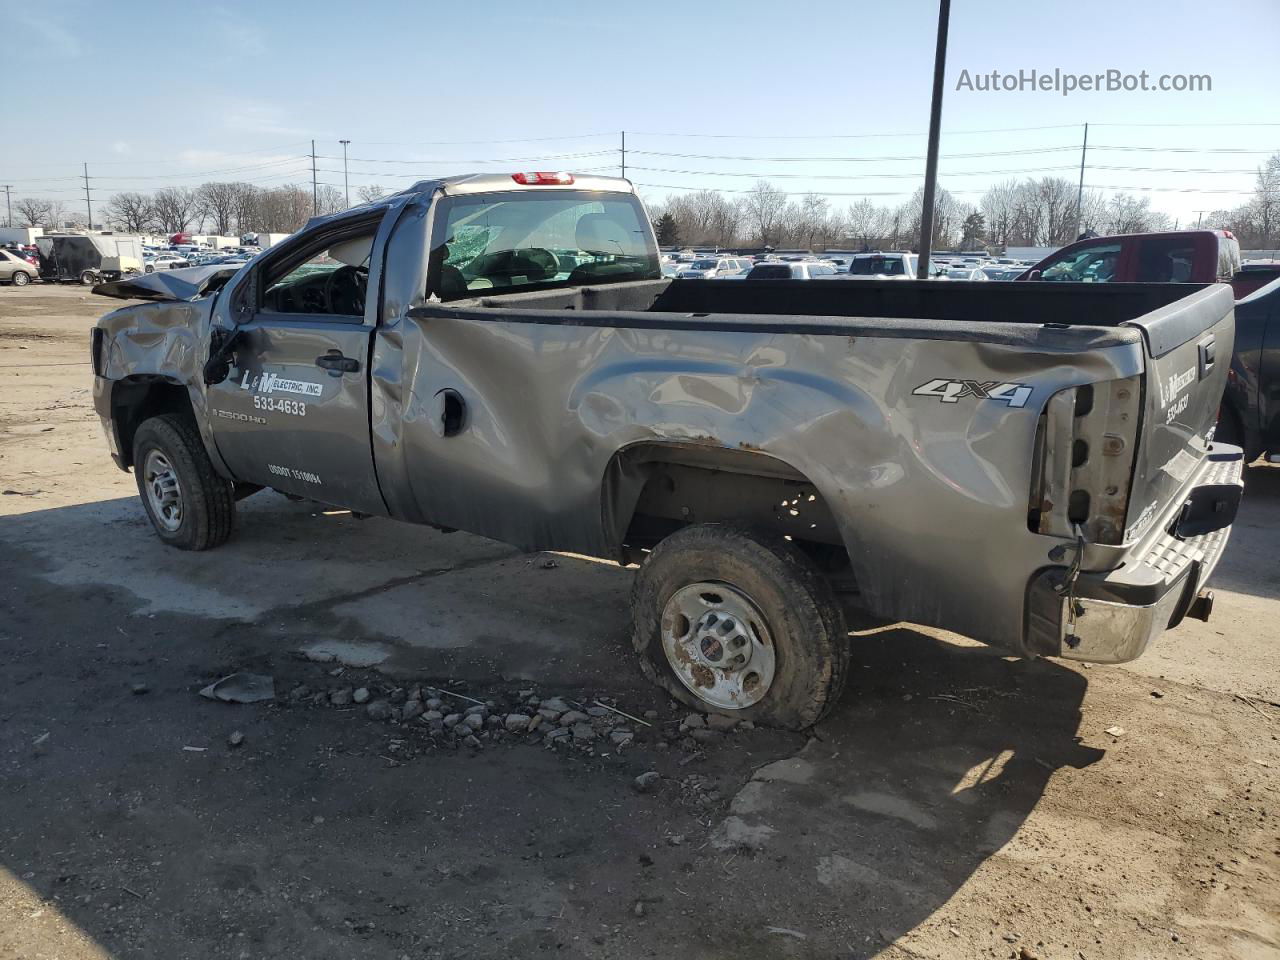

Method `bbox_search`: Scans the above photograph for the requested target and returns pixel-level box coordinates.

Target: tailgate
[1122,284,1235,543]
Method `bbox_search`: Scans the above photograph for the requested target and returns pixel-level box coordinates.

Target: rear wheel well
[111,378,195,469]
[609,443,853,581]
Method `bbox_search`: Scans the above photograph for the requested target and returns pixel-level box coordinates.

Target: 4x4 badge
[913,378,1033,408]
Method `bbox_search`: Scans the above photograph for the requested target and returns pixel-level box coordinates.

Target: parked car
[847,253,918,278]
[89,171,1242,730]
[744,261,840,280]
[939,267,989,281]
[145,253,190,273]
[1018,230,1240,286]
[1218,275,1280,463]
[678,257,753,279]
[0,248,38,286]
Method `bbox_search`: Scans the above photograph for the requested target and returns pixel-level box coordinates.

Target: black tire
[630,523,850,730]
[79,269,97,285]
[12,271,30,286]
[132,414,235,550]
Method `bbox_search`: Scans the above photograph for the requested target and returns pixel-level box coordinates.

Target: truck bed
[414,278,1214,355]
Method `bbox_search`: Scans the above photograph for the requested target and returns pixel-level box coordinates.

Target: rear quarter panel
[370,313,1144,652]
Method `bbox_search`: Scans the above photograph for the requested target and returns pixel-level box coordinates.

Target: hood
[93,264,241,302]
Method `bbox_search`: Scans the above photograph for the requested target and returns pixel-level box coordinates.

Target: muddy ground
[1,283,1277,960]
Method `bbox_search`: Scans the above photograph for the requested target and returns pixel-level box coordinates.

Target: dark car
[1218,275,1280,463]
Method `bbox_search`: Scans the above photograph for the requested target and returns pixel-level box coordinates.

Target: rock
[352,687,371,705]
[464,704,487,717]
[330,688,353,707]
[228,730,245,748]
[633,771,661,793]
[463,713,485,732]
[643,710,659,720]
[425,698,443,711]
[633,901,645,918]
[131,682,150,695]
[518,688,536,699]
[610,730,635,747]
[540,697,570,714]
[504,713,532,733]
[560,710,590,726]
[443,713,463,728]
[706,714,738,732]
[389,688,406,704]
[367,700,393,722]
[544,727,570,742]
[690,728,722,744]
[537,708,563,723]
[302,649,336,664]
[408,686,423,701]
[400,700,424,722]
[1104,725,1126,738]
[738,720,755,731]
[463,734,482,750]
[572,723,597,742]
[289,684,310,701]
[485,715,502,729]
[1018,948,1042,960]
[310,692,328,706]
[427,719,445,735]
[424,710,443,722]
[1151,689,1165,699]
[586,706,610,718]
[681,714,705,730]
[528,714,543,731]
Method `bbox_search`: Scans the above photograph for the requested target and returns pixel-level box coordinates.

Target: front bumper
[1025,443,1243,664]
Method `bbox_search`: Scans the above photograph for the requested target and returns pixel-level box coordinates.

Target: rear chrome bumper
[1026,443,1243,664]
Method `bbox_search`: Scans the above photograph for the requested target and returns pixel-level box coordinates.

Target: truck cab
[1020,230,1240,286]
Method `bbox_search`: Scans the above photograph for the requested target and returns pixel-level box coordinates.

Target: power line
[626,145,1082,163]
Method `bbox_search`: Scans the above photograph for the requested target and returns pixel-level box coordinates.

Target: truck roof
[403,172,636,199]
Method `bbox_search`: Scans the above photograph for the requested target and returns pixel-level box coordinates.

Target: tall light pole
[916,0,951,279]
[2,185,11,228]
[339,139,351,207]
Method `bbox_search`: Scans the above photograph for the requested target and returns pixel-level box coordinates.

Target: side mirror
[203,327,243,386]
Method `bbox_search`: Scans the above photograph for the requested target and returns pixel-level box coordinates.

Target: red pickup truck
[1018,229,1279,298]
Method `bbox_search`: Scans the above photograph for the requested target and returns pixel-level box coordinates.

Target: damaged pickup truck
[90,173,1243,728]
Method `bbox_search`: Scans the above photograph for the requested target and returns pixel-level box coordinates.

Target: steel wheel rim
[660,581,776,710]
[143,449,183,532]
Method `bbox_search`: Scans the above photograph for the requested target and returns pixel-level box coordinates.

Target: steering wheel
[324,265,366,316]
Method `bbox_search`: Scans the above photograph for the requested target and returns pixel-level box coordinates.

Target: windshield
[690,260,718,269]
[428,190,660,299]
[849,256,906,276]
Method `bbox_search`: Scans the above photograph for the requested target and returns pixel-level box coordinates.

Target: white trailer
[0,226,44,246]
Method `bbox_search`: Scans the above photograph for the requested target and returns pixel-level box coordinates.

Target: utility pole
[339,139,351,207]
[1194,209,1209,227]
[310,140,318,216]
[915,0,951,279]
[2,185,11,228]
[83,163,93,230]
[620,131,626,180]
[1073,123,1089,239]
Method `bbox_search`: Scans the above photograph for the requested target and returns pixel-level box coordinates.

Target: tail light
[1028,375,1140,545]
[511,172,574,185]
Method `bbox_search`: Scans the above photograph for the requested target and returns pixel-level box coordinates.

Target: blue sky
[3,0,1278,223]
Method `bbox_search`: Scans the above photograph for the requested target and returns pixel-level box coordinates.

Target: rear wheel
[630,524,850,729]
[132,414,235,550]
[79,269,98,285]
[12,271,30,286]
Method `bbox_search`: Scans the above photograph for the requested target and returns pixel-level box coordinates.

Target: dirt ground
[1,283,1277,960]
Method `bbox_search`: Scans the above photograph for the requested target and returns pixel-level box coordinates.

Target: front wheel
[79,269,98,285]
[631,524,850,730]
[12,271,30,286]
[132,414,235,550]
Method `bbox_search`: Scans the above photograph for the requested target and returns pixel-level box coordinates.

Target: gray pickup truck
[90,173,1243,728]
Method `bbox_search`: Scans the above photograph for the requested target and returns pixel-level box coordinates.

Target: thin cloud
[12,12,81,58]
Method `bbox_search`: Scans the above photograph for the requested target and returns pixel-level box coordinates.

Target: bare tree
[14,197,54,227]
[357,184,387,204]
[151,187,201,234]
[198,182,243,236]
[741,180,788,246]
[316,184,345,217]
[845,199,889,249]
[106,192,154,233]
